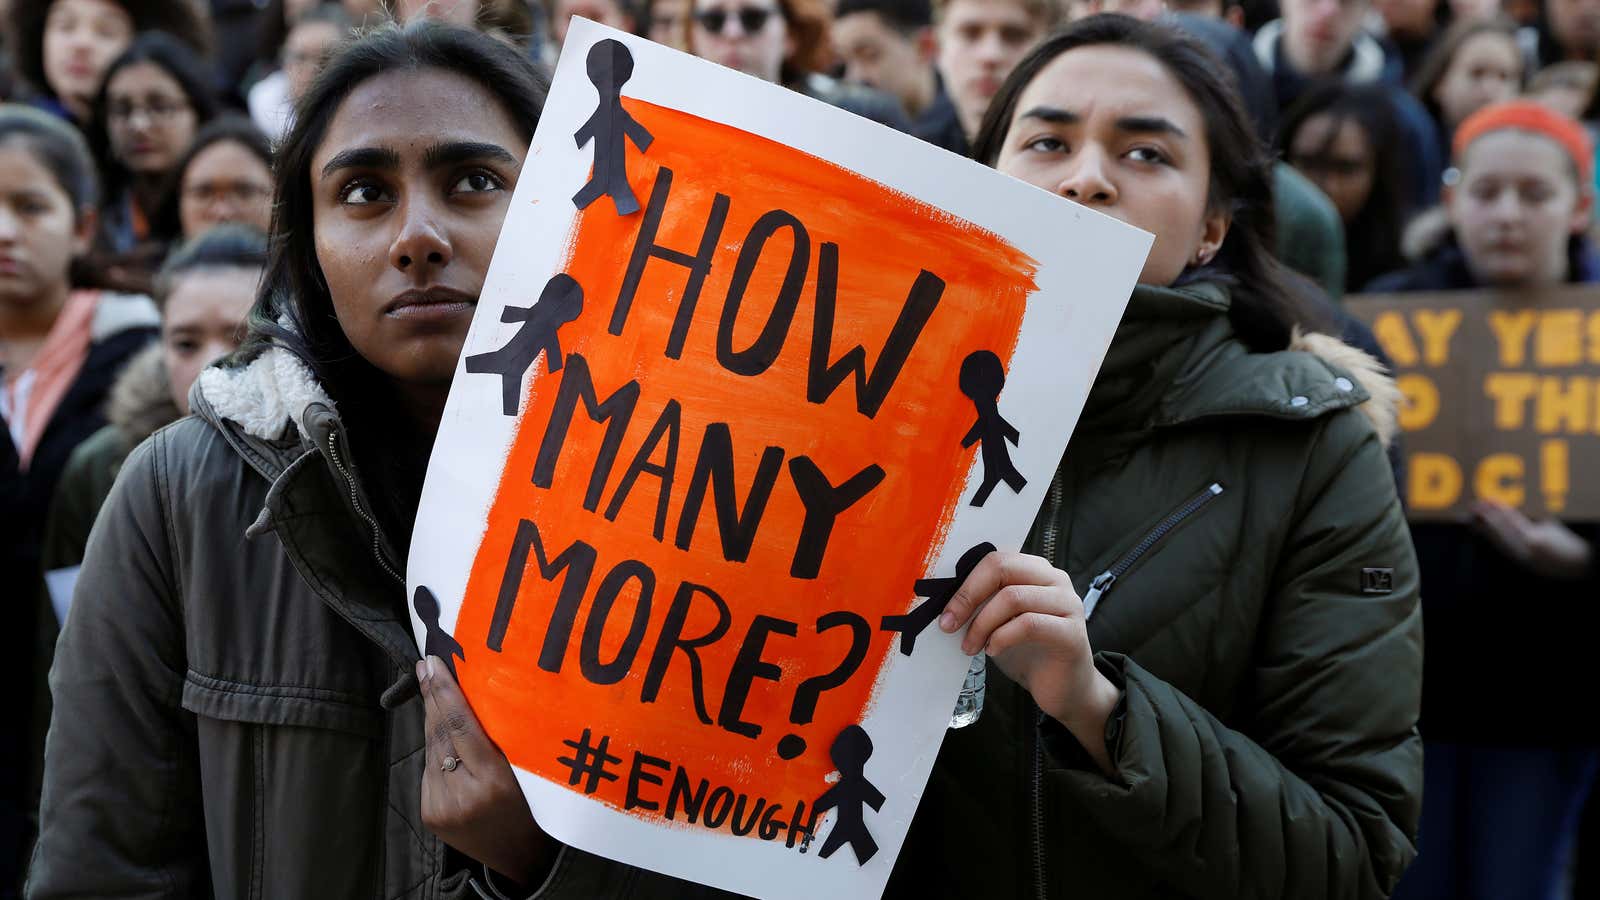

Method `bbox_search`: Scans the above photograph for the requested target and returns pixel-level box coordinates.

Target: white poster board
[408,19,1151,900]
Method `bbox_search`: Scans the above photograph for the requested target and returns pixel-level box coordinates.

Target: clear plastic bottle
[948,654,987,728]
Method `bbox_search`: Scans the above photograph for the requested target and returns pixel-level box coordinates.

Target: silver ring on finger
[441,755,461,772]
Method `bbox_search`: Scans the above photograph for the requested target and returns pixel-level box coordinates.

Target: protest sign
[407,19,1151,899]
[1348,287,1600,520]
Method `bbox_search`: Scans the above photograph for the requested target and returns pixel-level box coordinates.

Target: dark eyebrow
[1114,115,1187,139]
[1018,105,1078,125]
[422,140,520,170]
[1016,106,1188,139]
[320,146,400,178]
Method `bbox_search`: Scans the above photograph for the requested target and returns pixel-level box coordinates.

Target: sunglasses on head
[695,6,774,33]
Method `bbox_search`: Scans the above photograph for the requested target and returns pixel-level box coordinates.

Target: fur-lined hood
[1289,328,1400,449]
[194,348,335,444]
[106,343,182,449]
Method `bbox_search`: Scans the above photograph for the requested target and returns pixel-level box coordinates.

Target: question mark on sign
[777,611,872,760]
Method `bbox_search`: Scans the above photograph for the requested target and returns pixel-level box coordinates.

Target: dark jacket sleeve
[1044,410,1423,899]
[27,432,207,897]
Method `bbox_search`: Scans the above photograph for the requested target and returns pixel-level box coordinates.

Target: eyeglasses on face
[184,182,272,204]
[108,97,191,124]
[694,5,775,34]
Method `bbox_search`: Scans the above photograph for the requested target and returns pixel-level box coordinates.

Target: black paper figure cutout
[464,273,584,415]
[959,350,1026,507]
[811,725,885,865]
[880,541,996,656]
[572,39,653,216]
[413,585,465,678]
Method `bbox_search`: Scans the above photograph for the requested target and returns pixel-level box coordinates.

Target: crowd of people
[0,0,1597,896]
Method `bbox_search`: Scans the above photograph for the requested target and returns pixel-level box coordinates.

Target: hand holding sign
[938,551,1121,774]
[417,655,552,886]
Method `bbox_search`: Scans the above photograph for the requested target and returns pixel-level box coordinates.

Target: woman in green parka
[878,15,1423,899]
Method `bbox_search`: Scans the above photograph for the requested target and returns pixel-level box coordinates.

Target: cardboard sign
[1348,286,1600,520]
[408,20,1151,899]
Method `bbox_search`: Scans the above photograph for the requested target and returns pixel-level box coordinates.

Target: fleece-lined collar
[194,346,335,443]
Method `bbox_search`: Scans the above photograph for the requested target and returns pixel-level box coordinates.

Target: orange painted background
[454,99,1037,832]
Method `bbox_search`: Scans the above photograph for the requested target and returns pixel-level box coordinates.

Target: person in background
[41,225,266,608]
[1281,81,1412,291]
[4,0,213,125]
[157,116,275,240]
[1167,11,1362,301]
[689,0,913,128]
[638,0,690,48]
[1525,0,1600,70]
[0,102,158,900]
[1372,101,1600,900]
[249,3,353,141]
[84,32,219,294]
[1410,17,1525,152]
[1374,0,1447,77]
[1368,100,1598,289]
[833,0,968,151]
[934,0,1052,144]
[549,0,635,46]
[1253,0,1444,207]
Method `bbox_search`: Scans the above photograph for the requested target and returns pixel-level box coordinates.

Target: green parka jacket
[27,281,1420,900]
[885,280,1422,899]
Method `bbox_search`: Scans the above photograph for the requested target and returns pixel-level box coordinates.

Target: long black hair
[240,19,548,396]
[87,31,221,210]
[1277,81,1410,292]
[972,14,1323,352]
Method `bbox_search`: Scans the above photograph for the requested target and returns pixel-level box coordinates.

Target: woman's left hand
[938,551,1123,774]
[418,655,554,888]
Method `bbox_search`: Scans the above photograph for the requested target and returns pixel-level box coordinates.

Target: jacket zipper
[1081,482,1224,620]
[325,431,404,585]
[1032,471,1064,900]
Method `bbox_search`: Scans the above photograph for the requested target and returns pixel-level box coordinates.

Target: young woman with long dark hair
[1279,80,1414,292]
[84,30,220,290]
[29,22,561,897]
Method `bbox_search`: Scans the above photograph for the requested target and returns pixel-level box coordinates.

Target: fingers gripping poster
[408,19,1151,899]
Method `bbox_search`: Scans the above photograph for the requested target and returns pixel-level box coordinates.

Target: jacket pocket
[182,670,386,900]
[181,669,383,738]
[1082,481,1225,619]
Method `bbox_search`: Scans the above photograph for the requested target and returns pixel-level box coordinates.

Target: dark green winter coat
[27,281,1421,899]
[885,280,1422,900]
